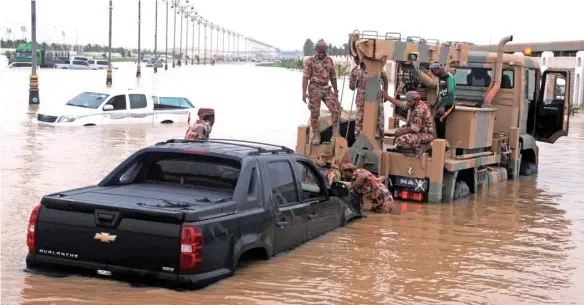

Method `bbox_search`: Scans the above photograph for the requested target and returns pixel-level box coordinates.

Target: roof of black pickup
[153,138,296,159]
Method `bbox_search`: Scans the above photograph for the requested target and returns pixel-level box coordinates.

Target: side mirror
[103,104,114,111]
[330,182,349,198]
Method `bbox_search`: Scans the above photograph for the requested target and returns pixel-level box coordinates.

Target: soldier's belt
[310,81,329,86]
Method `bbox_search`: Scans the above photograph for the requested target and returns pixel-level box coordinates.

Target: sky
[1,0,582,51]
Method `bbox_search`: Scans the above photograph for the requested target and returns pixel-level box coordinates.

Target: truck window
[267,161,299,205]
[142,154,241,190]
[104,95,127,110]
[295,161,324,200]
[129,94,148,109]
[526,69,536,101]
[454,67,514,88]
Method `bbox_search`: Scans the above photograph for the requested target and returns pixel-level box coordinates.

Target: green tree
[303,38,315,56]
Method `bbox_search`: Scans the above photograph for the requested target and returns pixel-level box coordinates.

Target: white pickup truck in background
[54,59,97,70]
[34,90,197,126]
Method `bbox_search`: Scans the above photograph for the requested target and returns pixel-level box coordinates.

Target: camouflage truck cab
[296,31,571,203]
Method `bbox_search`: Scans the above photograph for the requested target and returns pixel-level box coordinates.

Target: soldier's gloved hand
[302,93,308,104]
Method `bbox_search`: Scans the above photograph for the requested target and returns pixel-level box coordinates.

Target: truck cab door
[266,160,308,254]
[101,94,130,125]
[127,94,152,124]
[293,160,341,240]
[535,69,571,144]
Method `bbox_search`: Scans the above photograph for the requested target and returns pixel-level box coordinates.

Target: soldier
[302,41,341,144]
[381,90,434,152]
[184,108,215,140]
[340,163,393,213]
[428,62,456,139]
[349,59,389,140]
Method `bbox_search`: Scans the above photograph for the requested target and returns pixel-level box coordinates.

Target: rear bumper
[26,254,232,289]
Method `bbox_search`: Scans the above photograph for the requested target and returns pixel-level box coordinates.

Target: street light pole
[172,0,176,67]
[215,27,219,62]
[29,0,39,104]
[154,0,158,73]
[209,23,213,62]
[197,17,201,64]
[178,7,183,66]
[136,0,141,78]
[222,28,225,61]
[165,0,168,70]
[191,15,195,64]
[106,0,113,85]
[184,10,188,66]
[203,21,207,65]
[227,30,230,62]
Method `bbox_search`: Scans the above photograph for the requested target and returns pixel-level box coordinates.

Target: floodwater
[1,62,584,305]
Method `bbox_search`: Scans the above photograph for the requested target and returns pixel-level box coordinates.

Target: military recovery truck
[296,31,572,203]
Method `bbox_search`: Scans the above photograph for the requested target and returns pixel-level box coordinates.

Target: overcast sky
[1,0,582,51]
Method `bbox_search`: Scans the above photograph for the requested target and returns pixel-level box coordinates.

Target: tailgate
[35,194,183,275]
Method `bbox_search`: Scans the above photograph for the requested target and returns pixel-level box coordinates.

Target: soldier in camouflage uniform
[184,108,215,140]
[349,59,388,140]
[341,163,393,213]
[302,41,341,144]
[381,90,434,151]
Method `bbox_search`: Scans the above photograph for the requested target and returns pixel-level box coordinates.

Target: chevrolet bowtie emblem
[94,232,117,243]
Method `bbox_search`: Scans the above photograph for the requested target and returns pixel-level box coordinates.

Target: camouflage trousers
[354,93,385,139]
[308,84,340,134]
[369,186,393,213]
[395,132,434,150]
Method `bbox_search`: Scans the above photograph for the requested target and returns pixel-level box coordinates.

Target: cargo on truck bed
[25,138,363,289]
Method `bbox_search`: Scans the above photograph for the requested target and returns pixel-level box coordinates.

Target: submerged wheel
[453,180,471,200]
[519,162,537,176]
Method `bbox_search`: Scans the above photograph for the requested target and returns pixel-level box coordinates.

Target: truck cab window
[295,161,324,200]
[104,95,127,110]
[129,94,148,109]
[143,155,241,191]
[247,168,258,197]
[267,161,299,205]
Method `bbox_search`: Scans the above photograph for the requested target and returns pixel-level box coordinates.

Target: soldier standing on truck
[428,62,456,139]
[349,59,389,140]
[340,163,393,213]
[302,41,341,144]
[185,108,215,140]
[381,90,434,152]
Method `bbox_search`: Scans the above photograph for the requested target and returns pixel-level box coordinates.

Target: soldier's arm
[381,71,389,93]
[381,90,408,109]
[302,58,312,96]
[194,126,206,138]
[329,59,338,92]
[349,68,358,90]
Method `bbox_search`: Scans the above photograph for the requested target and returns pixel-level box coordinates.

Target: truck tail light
[395,190,423,202]
[180,224,203,274]
[27,205,41,254]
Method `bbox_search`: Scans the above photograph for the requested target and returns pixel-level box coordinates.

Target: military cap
[341,163,357,171]
[405,91,421,101]
[198,108,215,117]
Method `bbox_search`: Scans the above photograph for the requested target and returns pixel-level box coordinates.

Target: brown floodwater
[1,62,584,305]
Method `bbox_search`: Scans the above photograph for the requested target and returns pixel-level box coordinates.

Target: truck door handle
[307,213,316,220]
[276,220,289,227]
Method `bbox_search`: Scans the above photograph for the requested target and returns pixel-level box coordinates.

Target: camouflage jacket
[184,119,212,140]
[349,67,366,92]
[349,68,388,94]
[303,55,336,85]
[352,168,383,195]
[396,101,434,134]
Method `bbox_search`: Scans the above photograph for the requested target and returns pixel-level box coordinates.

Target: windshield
[66,92,110,109]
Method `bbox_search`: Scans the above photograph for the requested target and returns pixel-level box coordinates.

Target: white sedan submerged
[35,90,197,126]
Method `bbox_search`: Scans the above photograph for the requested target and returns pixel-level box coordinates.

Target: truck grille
[37,114,58,123]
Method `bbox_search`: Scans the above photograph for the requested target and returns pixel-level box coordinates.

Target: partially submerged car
[25,139,362,288]
[34,90,196,126]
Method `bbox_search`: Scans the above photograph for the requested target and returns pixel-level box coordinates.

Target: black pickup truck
[25,139,362,288]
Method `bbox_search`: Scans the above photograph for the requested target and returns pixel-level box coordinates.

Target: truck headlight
[58,115,78,123]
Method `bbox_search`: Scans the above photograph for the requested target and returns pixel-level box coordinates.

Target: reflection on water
[1,63,584,305]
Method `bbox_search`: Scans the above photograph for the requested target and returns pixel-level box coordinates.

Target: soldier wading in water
[184,108,215,140]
